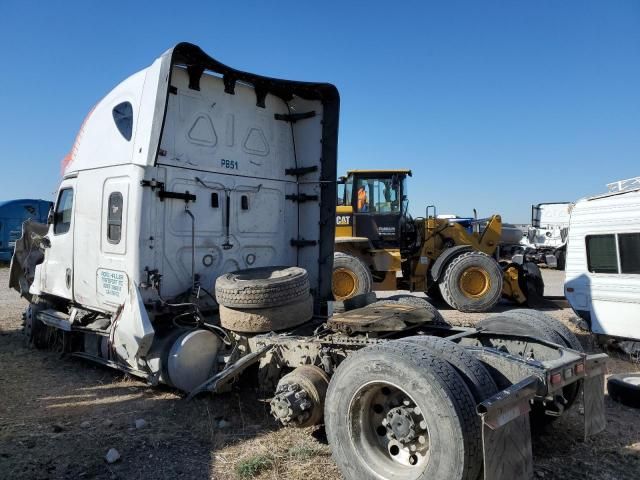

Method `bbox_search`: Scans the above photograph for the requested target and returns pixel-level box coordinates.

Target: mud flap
[478,376,539,480]
[583,353,607,439]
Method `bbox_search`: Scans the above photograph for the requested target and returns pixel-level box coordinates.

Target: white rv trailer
[565,179,640,340]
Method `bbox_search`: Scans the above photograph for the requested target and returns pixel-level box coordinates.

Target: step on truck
[10,43,607,480]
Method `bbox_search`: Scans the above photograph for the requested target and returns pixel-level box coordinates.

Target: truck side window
[618,233,640,274]
[586,234,618,274]
[107,192,123,244]
[112,102,133,141]
[54,188,74,235]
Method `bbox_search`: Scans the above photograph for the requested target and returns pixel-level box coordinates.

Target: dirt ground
[1,268,639,480]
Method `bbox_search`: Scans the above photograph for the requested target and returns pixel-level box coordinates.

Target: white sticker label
[97,269,128,303]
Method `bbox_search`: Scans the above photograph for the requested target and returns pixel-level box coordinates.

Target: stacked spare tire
[215,266,313,333]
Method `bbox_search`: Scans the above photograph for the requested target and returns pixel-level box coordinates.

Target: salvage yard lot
[0,268,638,479]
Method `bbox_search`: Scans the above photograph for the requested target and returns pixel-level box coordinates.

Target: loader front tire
[325,341,482,480]
[439,252,503,312]
[332,252,373,301]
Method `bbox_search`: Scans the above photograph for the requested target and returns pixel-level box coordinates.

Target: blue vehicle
[0,199,52,262]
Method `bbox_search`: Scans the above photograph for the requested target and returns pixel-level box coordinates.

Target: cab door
[43,178,76,300]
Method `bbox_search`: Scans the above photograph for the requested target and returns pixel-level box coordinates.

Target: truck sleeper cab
[11,42,338,380]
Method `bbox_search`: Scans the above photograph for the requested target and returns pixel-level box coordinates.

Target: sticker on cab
[97,268,128,303]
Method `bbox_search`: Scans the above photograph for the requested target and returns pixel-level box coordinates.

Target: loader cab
[338,170,411,249]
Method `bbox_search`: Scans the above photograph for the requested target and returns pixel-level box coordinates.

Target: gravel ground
[1,267,639,479]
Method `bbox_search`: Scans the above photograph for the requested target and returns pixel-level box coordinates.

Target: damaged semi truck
[10,43,607,480]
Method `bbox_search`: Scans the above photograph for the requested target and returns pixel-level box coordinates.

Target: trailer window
[54,188,73,235]
[618,233,640,274]
[586,235,618,274]
[112,102,133,141]
[107,192,123,244]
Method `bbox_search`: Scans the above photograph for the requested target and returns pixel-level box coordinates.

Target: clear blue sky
[1,1,638,223]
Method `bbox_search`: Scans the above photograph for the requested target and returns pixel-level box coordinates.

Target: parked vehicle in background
[333,169,545,313]
[0,199,52,262]
[565,177,640,341]
[519,202,572,269]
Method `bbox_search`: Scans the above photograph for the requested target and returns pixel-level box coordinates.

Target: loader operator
[357,185,368,212]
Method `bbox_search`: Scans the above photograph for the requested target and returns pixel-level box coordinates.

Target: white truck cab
[9,43,608,480]
[565,179,640,340]
[11,42,338,386]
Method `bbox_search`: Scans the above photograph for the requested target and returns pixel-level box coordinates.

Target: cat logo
[336,215,352,225]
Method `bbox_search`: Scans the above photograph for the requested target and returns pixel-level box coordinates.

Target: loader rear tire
[215,266,309,309]
[439,252,503,312]
[325,341,482,480]
[519,262,545,305]
[332,252,373,301]
[219,294,313,333]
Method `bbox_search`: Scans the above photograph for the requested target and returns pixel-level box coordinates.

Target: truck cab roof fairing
[154,42,340,170]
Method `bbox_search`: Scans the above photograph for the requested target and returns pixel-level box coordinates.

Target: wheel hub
[350,382,430,474]
[333,268,359,300]
[459,267,491,298]
[386,407,417,444]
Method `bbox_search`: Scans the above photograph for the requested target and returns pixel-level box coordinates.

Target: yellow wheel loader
[334,170,544,312]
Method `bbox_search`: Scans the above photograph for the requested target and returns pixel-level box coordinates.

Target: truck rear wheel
[325,341,482,480]
[439,252,503,312]
[506,309,583,352]
[332,252,373,301]
[402,336,498,402]
[478,313,580,421]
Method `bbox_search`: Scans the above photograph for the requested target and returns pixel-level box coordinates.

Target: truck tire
[332,252,373,301]
[402,336,498,402]
[325,341,482,480]
[608,373,640,409]
[439,251,503,313]
[383,295,448,325]
[478,314,579,421]
[219,294,313,333]
[215,266,309,309]
[23,297,50,349]
[505,309,583,352]
[480,313,565,346]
